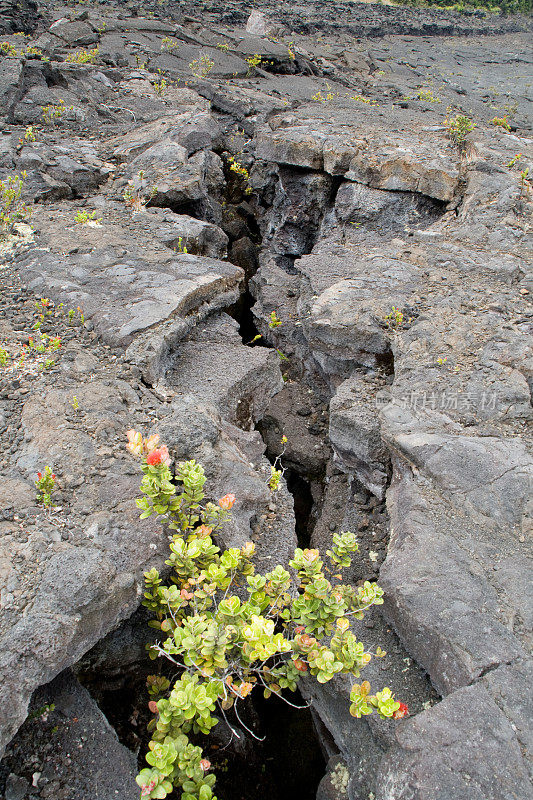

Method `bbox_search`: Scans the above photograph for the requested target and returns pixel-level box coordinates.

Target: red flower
[393,702,409,719]
[199,759,211,772]
[146,446,170,467]
[37,472,42,479]
[218,493,236,510]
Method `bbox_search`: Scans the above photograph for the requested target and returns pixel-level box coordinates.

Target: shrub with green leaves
[0,171,31,237]
[189,54,214,79]
[66,46,99,64]
[444,111,476,153]
[126,431,408,800]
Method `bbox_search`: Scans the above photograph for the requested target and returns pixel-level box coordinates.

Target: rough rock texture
[0,669,138,800]
[0,1,532,799]
[0,0,39,35]
[377,676,533,800]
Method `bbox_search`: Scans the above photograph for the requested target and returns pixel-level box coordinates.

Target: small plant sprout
[35,466,56,507]
[247,334,263,346]
[268,434,287,492]
[74,209,102,225]
[41,99,73,125]
[331,763,349,794]
[0,346,8,367]
[519,168,531,198]
[228,157,249,180]
[28,703,55,722]
[153,69,168,95]
[216,42,229,52]
[29,330,61,354]
[246,53,262,75]
[269,466,283,491]
[0,171,31,237]
[189,54,214,79]
[161,37,179,51]
[444,110,476,154]
[416,87,441,103]
[436,356,448,366]
[70,396,80,411]
[269,311,282,329]
[228,156,252,194]
[506,153,522,168]
[175,237,188,254]
[123,171,158,213]
[287,41,295,60]
[312,84,337,102]
[351,94,377,106]
[0,41,19,56]
[491,116,511,131]
[66,46,99,64]
[126,432,407,800]
[23,45,44,59]
[34,297,53,325]
[384,307,403,330]
[19,125,36,145]
[0,170,31,236]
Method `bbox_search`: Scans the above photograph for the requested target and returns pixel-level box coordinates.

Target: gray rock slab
[256,112,460,201]
[378,445,529,695]
[148,47,249,79]
[49,19,99,46]
[15,247,243,347]
[376,682,533,800]
[165,313,284,427]
[329,376,390,497]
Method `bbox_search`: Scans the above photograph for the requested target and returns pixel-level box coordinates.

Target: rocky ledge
[0,2,532,799]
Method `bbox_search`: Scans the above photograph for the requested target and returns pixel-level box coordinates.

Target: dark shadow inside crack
[283,467,316,548]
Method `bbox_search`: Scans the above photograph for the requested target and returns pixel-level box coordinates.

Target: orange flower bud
[393,702,409,719]
[218,493,236,510]
[146,446,171,467]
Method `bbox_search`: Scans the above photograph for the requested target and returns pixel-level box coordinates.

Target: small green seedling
[385,307,403,330]
[269,311,282,329]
